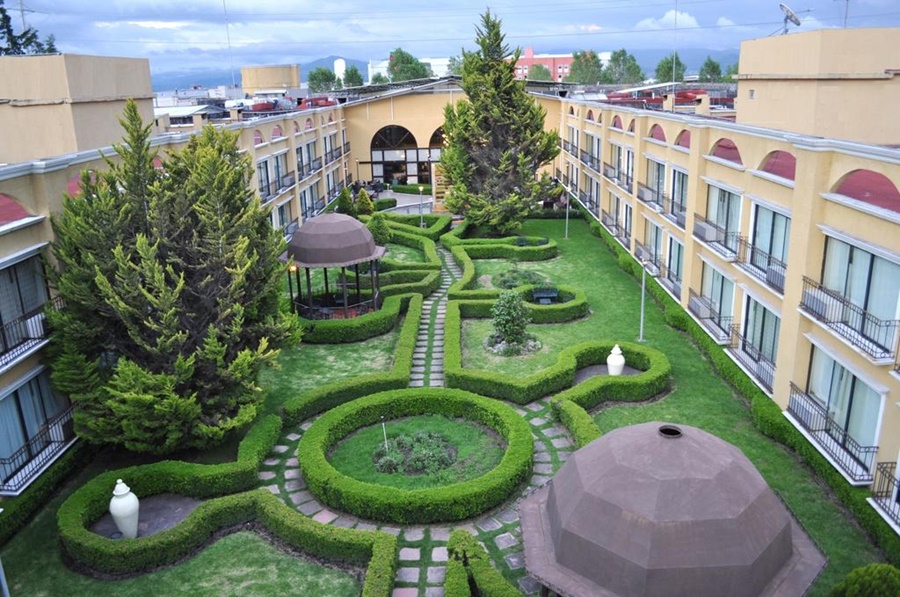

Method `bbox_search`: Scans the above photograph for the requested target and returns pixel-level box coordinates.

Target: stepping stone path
[257,241,577,595]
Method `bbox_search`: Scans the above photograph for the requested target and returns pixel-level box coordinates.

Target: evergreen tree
[527,64,553,81]
[308,67,337,92]
[48,100,297,454]
[335,187,357,217]
[725,63,739,79]
[655,52,686,83]
[356,188,374,215]
[366,212,392,246]
[343,65,364,87]
[699,56,722,82]
[441,11,559,236]
[388,48,431,82]
[371,73,389,85]
[565,50,604,84]
[600,49,644,84]
[448,55,463,76]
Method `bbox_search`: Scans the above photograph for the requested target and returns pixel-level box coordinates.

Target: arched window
[253,130,264,145]
[305,118,313,130]
[627,119,635,133]
[675,130,691,148]
[370,125,420,185]
[586,110,594,122]
[611,115,623,129]
[0,192,32,224]
[648,124,666,142]
[293,121,300,134]
[758,151,796,181]
[569,106,575,116]
[272,125,283,139]
[710,138,742,165]
[833,169,900,212]
[328,114,334,123]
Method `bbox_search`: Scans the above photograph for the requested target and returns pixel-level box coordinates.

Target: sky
[13,0,900,74]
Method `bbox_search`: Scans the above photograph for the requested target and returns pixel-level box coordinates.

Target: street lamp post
[0,508,9,597]
[355,159,360,183]
[564,193,570,240]
[418,185,424,228]
[638,259,647,343]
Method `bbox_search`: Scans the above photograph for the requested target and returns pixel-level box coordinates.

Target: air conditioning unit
[675,211,687,228]
[637,186,653,203]
[689,296,711,319]
[802,287,829,320]
[693,220,717,242]
[766,264,786,291]
[25,313,45,339]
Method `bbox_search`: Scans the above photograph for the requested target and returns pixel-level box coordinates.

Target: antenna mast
[222,0,237,89]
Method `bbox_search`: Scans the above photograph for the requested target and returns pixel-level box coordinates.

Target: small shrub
[336,187,357,217]
[494,263,547,289]
[831,563,900,597]
[357,188,374,215]
[490,290,531,345]
[374,198,397,211]
[372,432,456,475]
[367,212,392,245]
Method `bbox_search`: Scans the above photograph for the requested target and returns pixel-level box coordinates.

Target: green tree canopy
[343,64,363,87]
[441,10,560,236]
[370,72,389,85]
[565,50,604,84]
[655,52,686,83]
[600,49,644,85]
[308,67,337,92]
[527,64,553,81]
[448,55,463,76]
[48,100,296,454]
[699,56,722,82]
[0,0,56,55]
[725,62,739,79]
[388,48,431,82]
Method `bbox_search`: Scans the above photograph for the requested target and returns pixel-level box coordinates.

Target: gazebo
[286,213,386,319]
[519,422,825,597]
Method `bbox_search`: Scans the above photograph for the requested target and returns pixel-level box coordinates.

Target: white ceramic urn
[607,344,625,376]
[109,479,140,539]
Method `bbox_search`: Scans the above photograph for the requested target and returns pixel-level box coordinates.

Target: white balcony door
[809,347,880,449]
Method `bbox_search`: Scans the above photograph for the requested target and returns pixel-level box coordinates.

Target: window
[671,170,688,218]
[808,347,880,450]
[624,149,634,186]
[0,370,68,483]
[706,186,741,252]
[701,263,734,325]
[644,220,663,263]
[647,159,665,196]
[274,153,288,187]
[668,239,684,281]
[0,255,48,340]
[822,237,900,347]
[744,298,780,363]
[256,161,271,197]
[276,201,294,230]
[296,147,306,174]
[611,144,622,174]
[751,205,790,269]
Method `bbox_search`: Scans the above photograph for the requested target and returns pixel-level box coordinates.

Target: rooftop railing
[736,238,786,294]
[800,276,899,361]
[787,382,877,484]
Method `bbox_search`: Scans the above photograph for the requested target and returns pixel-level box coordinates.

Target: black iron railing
[279,171,296,190]
[343,141,351,153]
[297,162,312,180]
[658,264,682,298]
[800,276,899,361]
[0,296,65,368]
[872,462,900,527]
[636,182,666,211]
[727,325,776,392]
[562,140,576,155]
[787,383,877,484]
[634,240,661,274]
[579,150,601,172]
[687,289,733,342]
[600,210,619,235]
[258,180,277,201]
[692,214,739,257]
[737,238,787,294]
[1,404,75,493]
[662,196,687,228]
[578,189,597,213]
[602,162,619,184]
[311,157,323,172]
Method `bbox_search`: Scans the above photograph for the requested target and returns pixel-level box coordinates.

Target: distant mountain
[151,57,371,92]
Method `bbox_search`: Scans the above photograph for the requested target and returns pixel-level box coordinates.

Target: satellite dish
[780,3,802,33]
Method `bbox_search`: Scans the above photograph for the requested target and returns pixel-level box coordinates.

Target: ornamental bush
[356,188,374,215]
[831,563,900,597]
[367,212,392,245]
[336,187,357,217]
[490,290,531,346]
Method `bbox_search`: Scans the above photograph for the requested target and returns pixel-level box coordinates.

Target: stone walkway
[257,244,575,596]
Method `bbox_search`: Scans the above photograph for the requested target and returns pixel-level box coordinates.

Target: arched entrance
[370,125,418,186]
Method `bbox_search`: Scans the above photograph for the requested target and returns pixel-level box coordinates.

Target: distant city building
[240,64,302,96]
[512,47,611,82]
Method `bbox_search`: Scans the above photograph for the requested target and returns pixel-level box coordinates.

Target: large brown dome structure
[519,422,825,597]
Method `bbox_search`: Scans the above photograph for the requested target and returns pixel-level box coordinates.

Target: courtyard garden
[1,215,894,596]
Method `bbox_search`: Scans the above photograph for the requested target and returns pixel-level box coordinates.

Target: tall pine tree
[441,11,559,236]
[48,100,297,454]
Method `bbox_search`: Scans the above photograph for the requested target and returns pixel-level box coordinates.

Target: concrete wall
[240,64,302,96]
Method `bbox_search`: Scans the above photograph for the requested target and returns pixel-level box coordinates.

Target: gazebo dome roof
[519,422,825,597]
[287,213,386,268]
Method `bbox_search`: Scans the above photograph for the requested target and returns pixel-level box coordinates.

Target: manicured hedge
[361,213,453,242]
[379,230,441,271]
[300,293,408,344]
[444,308,671,406]
[0,440,94,548]
[60,488,397,597]
[381,269,441,298]
[297,388,533,523]
[282,294,421,425]
[453,285,589,324]
[390,183,432,195]
[374,198,397,211]
[445,529,520,597]
[551,398,601,448]
[587,218,900,566]
[446,244,562,301]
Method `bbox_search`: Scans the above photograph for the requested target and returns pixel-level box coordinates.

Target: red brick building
[513,47,573,81]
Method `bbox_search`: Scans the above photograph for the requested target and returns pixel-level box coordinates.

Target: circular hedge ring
[297,388,533,524]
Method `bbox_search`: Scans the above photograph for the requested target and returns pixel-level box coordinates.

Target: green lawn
[463,219,883,594]
[328,415,506,489]
[385,242,425,263]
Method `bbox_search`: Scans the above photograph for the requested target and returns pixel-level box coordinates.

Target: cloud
[636,10,700,31]
[716,17,736,27]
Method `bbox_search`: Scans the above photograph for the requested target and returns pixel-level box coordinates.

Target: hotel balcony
[602,162,633,194]
[577,189,598,214]
[687,289,732,343]
[600,210,618,236]
[658,264,682,299]
[736,238,786,294]
[692,214,739,259]
[635,182,666,212]
[311,157,323,173]
[579,149,601,173]
[562,139,576,155]
[0,296,65,371]
[870,462,900,531]
[661,196,687,229]
[799,276,899,362]
[278,171,296,192]
[726,325,776,392]
[634,241,661,276]
[258,180,278,203]
[786,383,877,484]
[298,163,313,180]
[1,404,76,495]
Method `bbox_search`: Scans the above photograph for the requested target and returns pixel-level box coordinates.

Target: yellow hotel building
[0,29,899,539]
